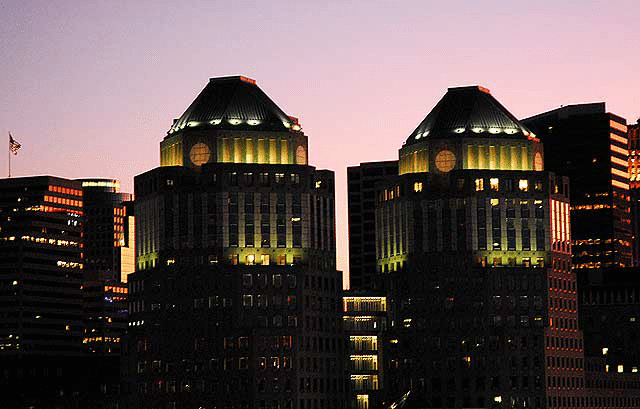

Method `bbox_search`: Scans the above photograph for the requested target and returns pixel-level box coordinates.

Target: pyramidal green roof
[406,86,535,145]
[167,76,301,136]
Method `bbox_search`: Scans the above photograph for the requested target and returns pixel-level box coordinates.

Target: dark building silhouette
[0,176,85,406]
[125,76,346,409]
[578,267,640,407]
[522,104,632,270]
[79,179,134,407]
[347,161,398,290]
[80,179,134,284]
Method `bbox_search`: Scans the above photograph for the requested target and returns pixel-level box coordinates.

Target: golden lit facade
[343,295,387,409]
[399,86,544,176]
[160,76,307,168]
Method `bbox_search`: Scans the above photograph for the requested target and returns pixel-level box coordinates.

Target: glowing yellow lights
[413,182,423,192]
[283,122,291,128]
[12,281,17,286]
[390,339,398,344]
[472,127,484,133]
[602,347,608,355]
[247,119,260,126]
[519,179,529,192]
[228,119,242,125]
[504,128,518,135]
[187,121,199,127]
[489,128,501,134]
[292,124,301,131]
[617,365,624,373]
[494,396,502,403]
[454,127,465,133]
[82,180,120,189]
[489,178,499,191]
[291,217,301,222]
[210,119,222,125]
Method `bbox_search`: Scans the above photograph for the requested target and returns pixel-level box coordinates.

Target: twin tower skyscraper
[126,76,346,409]
[125,76,605,409]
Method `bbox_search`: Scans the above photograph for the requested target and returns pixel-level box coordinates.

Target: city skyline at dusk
[2,0,639,287]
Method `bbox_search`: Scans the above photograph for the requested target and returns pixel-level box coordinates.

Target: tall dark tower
[373,86,583,408]
[347,161,398,290]
[80,178,134,284]
[125,76,346,409]
[0,176,85,405]
[523,104,631,270]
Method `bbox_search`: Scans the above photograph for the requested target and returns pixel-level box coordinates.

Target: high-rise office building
[522,104,632,270]
[347,161,398,290]
[80,178,134,284]
[0,176,85,405]
[356,86,584,408]
[125,76,346,409]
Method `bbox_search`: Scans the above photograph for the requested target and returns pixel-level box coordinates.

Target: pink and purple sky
[1,0,639,288]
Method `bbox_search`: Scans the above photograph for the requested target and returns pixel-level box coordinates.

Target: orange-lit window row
[612,156,628,167]
[49,185,82,197]
[44,195,82,207]
[570,204,611,210]
[609,132,628,145]
[612,179,629,190]
[42,205,82,216]
[611,167,629,179]
[609,120,628,133]
[610,144,628,156]
[551,200,570,251]
[105,285,128,294]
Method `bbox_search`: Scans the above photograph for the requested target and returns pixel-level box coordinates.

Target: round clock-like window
[534,152,543,171]
[435,149,456,172]
[190,143,211,166]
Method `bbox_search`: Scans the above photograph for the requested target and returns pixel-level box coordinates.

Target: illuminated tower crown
[398,86,544,175]
[160,76,308,168]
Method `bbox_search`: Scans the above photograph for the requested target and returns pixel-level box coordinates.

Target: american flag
[9,133,21,155]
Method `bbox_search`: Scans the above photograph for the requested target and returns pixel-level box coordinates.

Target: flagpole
[7,136,10,178]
